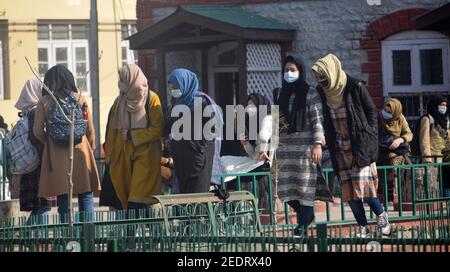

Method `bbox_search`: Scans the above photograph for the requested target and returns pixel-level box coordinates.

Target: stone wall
[137,0,449,104]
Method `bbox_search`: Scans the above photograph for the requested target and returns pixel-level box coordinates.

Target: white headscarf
[15,79,43,114]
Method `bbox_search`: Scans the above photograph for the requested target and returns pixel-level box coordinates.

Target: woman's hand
[258,152,270,162]
[120,129,128,141]
[239,134,249,146]
[389,138,404,150]
[311,144,322,165]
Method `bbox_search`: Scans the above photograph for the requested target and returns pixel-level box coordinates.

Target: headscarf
[312,53,348,109]
[168,68,200,110]
[15,78,43,114]
[277,56,309,133]
[199,92,224,185]
[380,98,404,135]
[426,95,448,130]
[42,65,78,99]
[246,93,271,146]
[113,64,149,129]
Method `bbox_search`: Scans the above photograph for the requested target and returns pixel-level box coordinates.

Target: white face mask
[171,88,183,98]
[246,106,257,117]
[382,110,393,120]
[118,81,128,92]
[438,106,447,115]
[284,71,299,83]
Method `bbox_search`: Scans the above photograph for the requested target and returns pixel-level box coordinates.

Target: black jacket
[317,76,379,170]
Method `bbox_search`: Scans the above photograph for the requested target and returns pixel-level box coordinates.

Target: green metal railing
[1,221,449,252]
[283,162,450,225]
[2,136,450,227]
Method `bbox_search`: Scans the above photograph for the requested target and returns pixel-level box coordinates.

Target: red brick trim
[361,8,430,108]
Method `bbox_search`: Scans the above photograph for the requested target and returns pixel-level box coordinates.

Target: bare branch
[25,57,72,124]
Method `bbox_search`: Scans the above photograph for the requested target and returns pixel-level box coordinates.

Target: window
[121,23,138,66]
[382,30,450,119]
[37,23,90,95]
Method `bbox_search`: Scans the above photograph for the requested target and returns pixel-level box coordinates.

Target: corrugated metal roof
[181,5,295,30]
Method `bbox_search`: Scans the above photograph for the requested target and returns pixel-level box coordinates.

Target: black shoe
[293,225,308,238]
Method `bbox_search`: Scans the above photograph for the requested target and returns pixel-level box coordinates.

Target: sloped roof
[129,5,295,49]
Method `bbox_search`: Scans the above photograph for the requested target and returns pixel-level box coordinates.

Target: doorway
[214,71,242,156]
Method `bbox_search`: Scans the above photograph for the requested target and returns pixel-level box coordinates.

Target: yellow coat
[105,91,164,209]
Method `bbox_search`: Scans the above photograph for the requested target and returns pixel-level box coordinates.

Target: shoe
[293,225,308,238]
[293,214,315,238]
[377,212,391,236]
[355,226,371,238]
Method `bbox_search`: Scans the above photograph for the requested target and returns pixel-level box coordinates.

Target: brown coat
[33,95,100,198]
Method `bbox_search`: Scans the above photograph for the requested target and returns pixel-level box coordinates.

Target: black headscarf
[246,93,271,146]
[277,56,309,133]
[42,65,78,99]
[427,95,448,130]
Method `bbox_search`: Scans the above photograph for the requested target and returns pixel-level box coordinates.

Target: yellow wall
[0,0,136,144]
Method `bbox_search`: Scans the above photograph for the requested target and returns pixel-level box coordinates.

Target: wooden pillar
[156,48,167,109]
[201,46,209,93]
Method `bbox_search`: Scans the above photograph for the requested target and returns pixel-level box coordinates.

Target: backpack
[47,94,87,146]
[8,115,40,175]
[410,114,434,156]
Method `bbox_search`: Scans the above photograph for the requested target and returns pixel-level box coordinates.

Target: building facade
[0,0,137,143]
[135,0,450,121]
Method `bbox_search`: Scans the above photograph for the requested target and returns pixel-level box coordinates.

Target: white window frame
[121,23,137,66]
[37,23,90,96]
[38,40,90,96]
[121,41,137,66]
[0,41,4,100]
[382,31,450,96]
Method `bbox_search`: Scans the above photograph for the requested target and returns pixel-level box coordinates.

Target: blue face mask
[284,71,299,83]
[381,110,393,120]
[438,106,447,115]
[170,88,182,98]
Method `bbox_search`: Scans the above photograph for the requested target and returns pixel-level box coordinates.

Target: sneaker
[377,212,391,236]
[355,226,371,238]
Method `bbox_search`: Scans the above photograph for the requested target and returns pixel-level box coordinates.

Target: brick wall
[361,8,430,107]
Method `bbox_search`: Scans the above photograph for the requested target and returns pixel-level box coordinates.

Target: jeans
[57,192,94,223]
[287,200,315,230]
[26,207,51,225]
[348,198,384,226]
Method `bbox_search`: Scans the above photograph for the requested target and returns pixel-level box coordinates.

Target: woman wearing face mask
[104,64,164,212]
[276,56,331,237]
[238,93,274,211]
[417,96,450,194]
[167,68,218,194]
[312,53,390,238]
[377,98,413,203]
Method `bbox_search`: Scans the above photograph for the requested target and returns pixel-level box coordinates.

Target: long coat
[276,87,332,207]
[317,76,379,170]
[33,95,100,198]
[105,91,164,209]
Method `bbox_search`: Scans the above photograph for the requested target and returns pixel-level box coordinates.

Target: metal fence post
[317,223,328,252]
[81,223,95,252]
